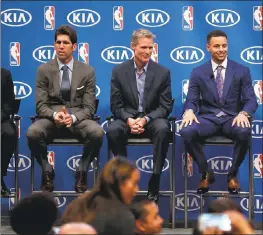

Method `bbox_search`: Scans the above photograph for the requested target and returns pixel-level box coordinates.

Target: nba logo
[113,6,124,30]
[48,151,55,169]
[8,188,21,210]
[10,42,20,66]
[182,153,193,177]
[44,6,55,30]
[253,154,263,178]
[253,6,262,31]
[78,43,89,64]
[182,6,194,31]
[182,79,189,103]
[253,80,262,104]
[151,43,158,63]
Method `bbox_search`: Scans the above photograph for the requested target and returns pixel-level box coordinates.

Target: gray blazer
[36,58,96,123]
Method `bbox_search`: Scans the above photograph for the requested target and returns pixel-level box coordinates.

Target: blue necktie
[60,65,70,102]
[215,65,224,103]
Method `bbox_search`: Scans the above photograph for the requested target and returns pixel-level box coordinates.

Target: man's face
[132,37,154,67]
[136,202,164,234]
[54,34,76,64]
[206,36,228,64]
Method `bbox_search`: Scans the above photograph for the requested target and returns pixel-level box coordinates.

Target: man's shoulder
[74,60,95,73]
[37,59,54,72]
[1,68,11,78]
[228,59,248,70]
[150,60,170,73]
[112,59,132,72]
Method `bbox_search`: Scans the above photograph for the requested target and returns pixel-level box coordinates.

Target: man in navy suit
[180,30,258,194]
[107,29,173,203]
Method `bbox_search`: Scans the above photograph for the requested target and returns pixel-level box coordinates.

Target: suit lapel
[221,60,235,104]
[143,60,154,108]
[50,59,60,95]
[70,61,81,103]
[204,62,220,105]
[126,60,139,107]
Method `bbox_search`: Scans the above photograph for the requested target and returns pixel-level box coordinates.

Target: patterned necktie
[215,65,224,103]
[60,65,70,102]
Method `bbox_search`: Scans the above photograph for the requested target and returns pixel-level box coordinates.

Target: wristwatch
[239,111,250,117]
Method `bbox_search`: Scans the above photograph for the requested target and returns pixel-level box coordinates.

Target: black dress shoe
[197,171,215,194]
[147,191,160,204]
[41,170,55,192]
[1,181,11,197]
[227,176,240,194]
[75,171,88,193]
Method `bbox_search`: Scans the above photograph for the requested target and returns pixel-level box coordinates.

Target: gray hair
[131,29,156,46]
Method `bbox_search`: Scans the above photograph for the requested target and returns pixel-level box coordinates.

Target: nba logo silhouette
[10,42,20,66]
[151,43,158,63]
[182,79,189,103]
[182,6,193,31]
[78,43,89,64]
[48,151,55,169]
[8,188,21,210]
[253,6,262,31]
[113,6,124,30]
[253,154,263,178]
[182,153,193,177]
[253,80,262,104]
[44,6,55,30]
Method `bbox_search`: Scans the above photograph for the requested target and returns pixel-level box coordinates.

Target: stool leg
[30,153,34,194]
[172,142,175,229]
[184,149,188,228]
[248,143,254,221]
[14,132,19,204]
[200,194,203,214]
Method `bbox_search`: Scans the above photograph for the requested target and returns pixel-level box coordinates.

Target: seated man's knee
[93,126,104,140]
[180,126,197,141]
[235,127,251,141]
[27,124,44,141]
[106,124,123,139]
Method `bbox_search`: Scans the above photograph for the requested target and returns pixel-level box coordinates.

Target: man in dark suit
[1,68,16,196]
[180,30,258,194]
[27,25,104,193]
[107,29,173,203]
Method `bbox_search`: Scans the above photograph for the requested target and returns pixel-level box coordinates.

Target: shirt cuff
[144,116,150,123]
[71,115,77,124]
[53,112,57,119]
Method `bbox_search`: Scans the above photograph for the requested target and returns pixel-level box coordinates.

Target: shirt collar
[211,57,228,72]
[134,61,149,73]
[57,57,74,72]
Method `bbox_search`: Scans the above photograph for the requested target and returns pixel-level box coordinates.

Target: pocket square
[76,86,84,90]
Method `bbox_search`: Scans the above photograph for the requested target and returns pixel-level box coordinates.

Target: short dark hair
[130,200,153,220]
[207,30,227,43]
[10,192,57,235]
[208,198,243,214]
[54,25,77,44]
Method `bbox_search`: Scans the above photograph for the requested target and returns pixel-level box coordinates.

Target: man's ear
[135,220,145,233]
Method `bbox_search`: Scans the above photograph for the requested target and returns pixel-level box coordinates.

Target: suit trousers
[1,120,17,176]
[27,118,104,172]
[106,118,171,175]
[180,114,251,176]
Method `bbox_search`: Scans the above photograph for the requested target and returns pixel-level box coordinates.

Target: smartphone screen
[198,213,232,232]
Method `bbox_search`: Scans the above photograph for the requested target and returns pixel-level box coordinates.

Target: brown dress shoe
[41,170,55,192]
[75,171,88,193]
[227,177,240,194]
[197,172,215,194]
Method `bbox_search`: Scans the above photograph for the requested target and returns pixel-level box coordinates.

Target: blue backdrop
[1,1,262,222]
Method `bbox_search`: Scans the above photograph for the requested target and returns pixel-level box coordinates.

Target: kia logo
[252,120,263,138]
[96,85,101,97]
[174,119,182,137]
[136,9,170,27]
[207,156,232,174]
[101,120,108,134]
[175,193,203,211]
[8,154,31,172]
[1,8,32,27]
[136,155,169,173]
[67,155,95,172]
[170,46,205,64]
[32,45,56,63]
[205,9,240,27]
[240,195,263,213]
[54,197,67,208]
[101,46,134,64]
[240,46,263,65]
[67,9,101,27]
[13,81,32,99]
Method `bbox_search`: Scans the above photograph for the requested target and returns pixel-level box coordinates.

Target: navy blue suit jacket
[183,59,258,117]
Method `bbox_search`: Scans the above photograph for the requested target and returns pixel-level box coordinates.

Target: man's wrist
[183,109,194,118]
[144,116,150,123]
[239,111,250,117]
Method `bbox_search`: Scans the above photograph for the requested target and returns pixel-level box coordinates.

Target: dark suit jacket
[184,59,258,117]
[110,59,173,121]
[1,68,15,122]
[36,58,96,123]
